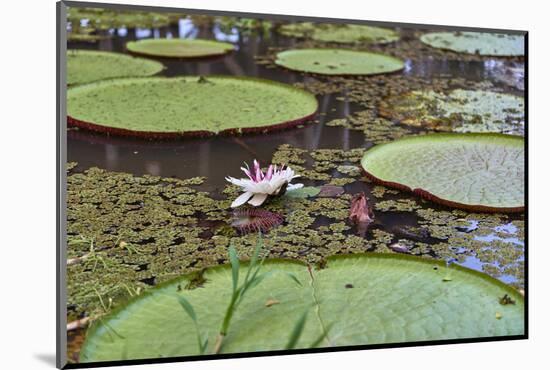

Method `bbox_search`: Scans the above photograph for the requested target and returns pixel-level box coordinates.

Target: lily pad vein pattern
[80,254,524,362]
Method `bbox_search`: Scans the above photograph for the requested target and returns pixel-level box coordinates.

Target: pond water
[66,17,525,362]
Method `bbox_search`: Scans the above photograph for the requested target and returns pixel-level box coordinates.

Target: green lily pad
[284,186,321,199]
[379,89,524,135]
[275,49,404,75]
[361,133,524,212]
[80,253,524,362]
[67,76,318,138]
[420,32,524,56]
[126,38,235,59]
[67,50,164,86]
[279,22,399,44]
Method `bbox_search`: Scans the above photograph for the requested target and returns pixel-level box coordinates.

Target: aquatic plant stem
[213,334,225,354]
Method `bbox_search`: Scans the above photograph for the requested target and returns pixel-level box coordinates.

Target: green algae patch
[278,22,399,44]
[67,50,164,86]
[67,76,318,138]
[361,133,524,212]
[275,49,404,76]
[126,38,234,58]
[80,253,523,361]
[379,89,524,135]
[420,32,524,57]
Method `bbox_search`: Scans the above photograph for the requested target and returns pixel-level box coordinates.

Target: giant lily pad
[275,49,404,75]
[67,76,318,138]
[80,253,524,362]
[420,32,524,56]
[126,38,235,58]
[278,22,399,44]
[67,50,164,86]
[379,89,524,135]
[360,133,524,212]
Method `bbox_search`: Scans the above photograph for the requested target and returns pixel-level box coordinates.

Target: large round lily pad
[361,133,524,212]
[80,253,524,362]
[379,89,524,135]
[278,22,399,44]
[420,32,524,56]
[275,49,404,75]
[67,76,318,138]
[126,38,235,58]
[67,50,164,86]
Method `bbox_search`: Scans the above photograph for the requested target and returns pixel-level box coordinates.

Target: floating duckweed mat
[67,76,318,138]
[278,22,399,44]
[67,50,164,86]
[275,49,404,75]
[79,253,523,361]
[360,134,524,212]
[420,32,524,56]
[126,38,235,58]
[379,89,524,135]
[66,156,524,324]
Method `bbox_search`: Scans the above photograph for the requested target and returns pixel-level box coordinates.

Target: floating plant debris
[318,185,345,198]
[126,38,235,58]
[274,49,404,75]
[499,294,516,305]
[278,22,399,44]
[388,243,411,254]
[67,50,164,86]
[231,208,284,234]
[379,89,524,135]
[420,32,524,56]
[67,76,318,138]
[360,133,524,212]
[80,254,524,361]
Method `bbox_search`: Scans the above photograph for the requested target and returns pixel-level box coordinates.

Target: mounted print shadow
[58,1,527,368]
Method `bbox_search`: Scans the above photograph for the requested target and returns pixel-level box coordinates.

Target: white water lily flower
[226,160,304,208]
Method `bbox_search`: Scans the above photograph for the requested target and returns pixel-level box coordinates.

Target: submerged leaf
[284,186,321,199]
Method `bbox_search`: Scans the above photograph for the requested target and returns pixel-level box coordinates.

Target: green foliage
[67,76,318,135]
[420,32,524,56]
[67,50,163,85]
[361,133,524,211]
[275,49,404,75]
[126,38,234,58]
